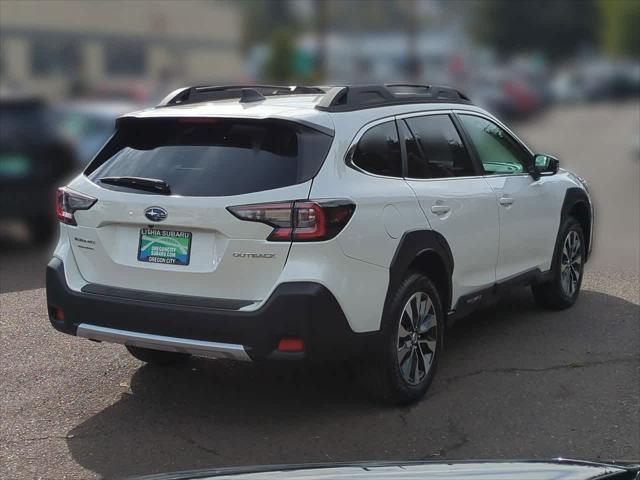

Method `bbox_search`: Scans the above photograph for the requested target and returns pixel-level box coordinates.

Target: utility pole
[407,0,420,82]
[315,0,328,82]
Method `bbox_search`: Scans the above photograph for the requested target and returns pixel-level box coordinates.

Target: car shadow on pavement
[65,287,640,479]
[66,359,379,478]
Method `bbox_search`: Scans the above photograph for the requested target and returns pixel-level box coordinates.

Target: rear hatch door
[67,116,332,303]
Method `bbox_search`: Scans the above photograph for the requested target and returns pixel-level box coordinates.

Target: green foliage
[472,0,598,61]
[598,0,640,58]
[264,30,296,83]
[238,0,297,50]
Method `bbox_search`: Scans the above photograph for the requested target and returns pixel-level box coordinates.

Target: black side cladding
[384,230,454,316]
[559,187,592,261]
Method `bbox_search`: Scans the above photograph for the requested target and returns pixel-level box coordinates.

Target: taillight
[55,187,97,226]
[228,200,355,242]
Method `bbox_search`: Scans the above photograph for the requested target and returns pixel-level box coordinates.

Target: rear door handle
[430,205,451,215]
[499,197,514,206]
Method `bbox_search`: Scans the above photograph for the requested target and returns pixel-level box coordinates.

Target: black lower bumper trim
[80,283,254,310]
[46,257,381,361]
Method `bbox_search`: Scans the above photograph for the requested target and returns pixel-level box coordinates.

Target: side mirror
[530,154,559,179]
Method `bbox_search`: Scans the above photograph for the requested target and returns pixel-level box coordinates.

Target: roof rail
[315,84,472,112]
[239,88,266,103]
[156,85,326,107]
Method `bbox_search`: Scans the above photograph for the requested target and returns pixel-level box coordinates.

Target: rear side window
[86,118,333,196]
[404,115,475,178]
[351,121,402,177]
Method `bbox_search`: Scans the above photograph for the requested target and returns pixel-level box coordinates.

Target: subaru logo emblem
[144,206,168,222]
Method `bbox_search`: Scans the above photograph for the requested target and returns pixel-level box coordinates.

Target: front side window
[351,121,402,177]
[458,114,531,175]
[403,114,475,178]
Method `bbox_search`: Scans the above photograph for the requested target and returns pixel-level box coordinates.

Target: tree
[264,29,296,83]
[472,0,599,61]
[598,0,640,58]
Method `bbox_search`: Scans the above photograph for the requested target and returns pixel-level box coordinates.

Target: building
[0,0,243,99]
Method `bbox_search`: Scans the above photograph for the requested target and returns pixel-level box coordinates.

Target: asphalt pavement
[1,102,639,479]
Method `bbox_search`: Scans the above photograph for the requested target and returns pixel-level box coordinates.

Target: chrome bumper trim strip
[77,323,251,361]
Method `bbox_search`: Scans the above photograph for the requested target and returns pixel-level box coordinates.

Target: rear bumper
[46,257,380,361]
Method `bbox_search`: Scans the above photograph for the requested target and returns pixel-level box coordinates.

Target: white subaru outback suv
[47,84,593,404]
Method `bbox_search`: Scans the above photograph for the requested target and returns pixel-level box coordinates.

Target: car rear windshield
[85,117,333,197]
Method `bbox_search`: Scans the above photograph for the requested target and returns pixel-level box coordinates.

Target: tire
[125,345,191,366]
[369,271,444,405]
[532,216,585,310]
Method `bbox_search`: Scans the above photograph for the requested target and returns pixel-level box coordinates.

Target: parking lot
[1,103,639,479]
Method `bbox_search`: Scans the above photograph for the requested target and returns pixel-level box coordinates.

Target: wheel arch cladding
[384,230,454,316]
[561,187,592,261]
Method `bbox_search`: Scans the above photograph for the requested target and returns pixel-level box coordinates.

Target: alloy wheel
[561,230,582,296]
[397,291,438,386]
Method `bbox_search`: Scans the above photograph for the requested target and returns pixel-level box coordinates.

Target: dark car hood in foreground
[133,459,639,480]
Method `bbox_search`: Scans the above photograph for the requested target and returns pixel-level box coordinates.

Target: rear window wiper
[99,176,171,195]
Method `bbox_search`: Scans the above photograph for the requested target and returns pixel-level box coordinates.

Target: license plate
[138,228,192,265]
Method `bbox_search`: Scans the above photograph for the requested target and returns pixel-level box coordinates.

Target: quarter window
[404,114,475,178]
[458,114,531,175]
[351,121,402,177]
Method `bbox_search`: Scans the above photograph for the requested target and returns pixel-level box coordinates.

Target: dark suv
[0,94,76,242]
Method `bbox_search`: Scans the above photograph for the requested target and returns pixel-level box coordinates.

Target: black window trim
[345,108,533,181]
[452,110,535,177]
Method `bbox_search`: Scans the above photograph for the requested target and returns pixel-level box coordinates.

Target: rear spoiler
[115,115,334,137]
